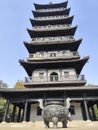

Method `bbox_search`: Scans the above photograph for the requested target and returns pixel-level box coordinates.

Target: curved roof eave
[32,8,70,17]
[34,1,68,10]
[24,38,82,53]
[19,56,89,76]
[1,86,98,99]
[27,26,77,38]
[30,15,74,26]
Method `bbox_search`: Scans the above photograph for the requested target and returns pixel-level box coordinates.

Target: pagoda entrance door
[50,72,58,81]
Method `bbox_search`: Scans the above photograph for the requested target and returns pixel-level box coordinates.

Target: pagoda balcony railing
[24,75,86,84]
[33,24,71,31]
[31,36,75,43]
[27,51,79,60]
[35,15,68,20]
[36,7,66,12]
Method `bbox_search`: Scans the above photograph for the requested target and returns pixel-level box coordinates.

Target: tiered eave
[19,56,89,77]
[34,1,68,10]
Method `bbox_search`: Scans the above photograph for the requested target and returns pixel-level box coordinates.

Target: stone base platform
[0,121,98,130]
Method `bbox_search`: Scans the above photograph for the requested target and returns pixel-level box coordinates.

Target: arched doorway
[50,72,58,81]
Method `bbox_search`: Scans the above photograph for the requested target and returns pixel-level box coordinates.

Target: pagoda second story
[19,1,89,88]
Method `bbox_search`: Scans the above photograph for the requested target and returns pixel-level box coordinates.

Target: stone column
[80,102,85,120]
[88,105,92,120]
[3,99,10,122]
[17,107,21,122]
[23,99,28,121]
[64,92,66,107]
[11,104,16,122]
[83,97,90,120]
[44,92,46,107]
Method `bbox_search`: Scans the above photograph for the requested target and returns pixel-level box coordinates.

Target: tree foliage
[0,98,6,122]
[14,81,25,88]
[89,105,98,121]
[0,80,8,88]
[0,80,8,122]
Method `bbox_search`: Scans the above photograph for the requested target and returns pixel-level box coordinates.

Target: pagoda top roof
[19,56,89,76]
[34,1,68,10]
[24,39,82,53]
[32,8,70,17]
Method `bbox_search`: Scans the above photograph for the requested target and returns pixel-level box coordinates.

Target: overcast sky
[0,0,98,88]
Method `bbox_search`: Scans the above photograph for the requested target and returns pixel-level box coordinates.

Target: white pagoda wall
[30,104,43,122]
[71,102,83,120]
[32,68,76,82]
[29,102,83,122]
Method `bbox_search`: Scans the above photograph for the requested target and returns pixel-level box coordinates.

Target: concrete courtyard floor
[0,120,98,130]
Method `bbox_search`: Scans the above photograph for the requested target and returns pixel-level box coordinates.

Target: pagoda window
[39,72,44,79]
[37,107,42,116]
[50,53,56,57]
[64,71,69,78]
[49,37,53,40]
[62,50,66,54]
[35,53,39,57]
[69,36,74,40]
[40,52,44,57]
[29,54,34,58]
[48,24,51,27]
[50,72,58,81]
[32,38,36,41]
[66,50,71,56]
[69,106,75,115]
[42,38,44,41]
[39,26,41,28]
[59,51,63,56]
[60,37,64,40]
[34,26,37,29]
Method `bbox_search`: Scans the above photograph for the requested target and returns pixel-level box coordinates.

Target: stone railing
[27,51,79,60]
[36,7,66,12]
[33,24,71,30]
[31,36,75,43]
[35,15,68,20]
[24,75,85,83]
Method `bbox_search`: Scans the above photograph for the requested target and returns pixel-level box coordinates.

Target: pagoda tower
[20,1,89,87]
[19,1,89,121]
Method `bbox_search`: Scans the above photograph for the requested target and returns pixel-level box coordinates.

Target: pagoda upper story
[19,1,89,88]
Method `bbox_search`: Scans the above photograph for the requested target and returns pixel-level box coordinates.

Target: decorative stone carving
[38,98,71,128]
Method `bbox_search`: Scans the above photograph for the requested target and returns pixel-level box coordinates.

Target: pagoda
[0,1,98,123]
[20,1,89,89]
[19,0,89,121]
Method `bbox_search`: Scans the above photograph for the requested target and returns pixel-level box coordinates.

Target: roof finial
[49,1,53,4]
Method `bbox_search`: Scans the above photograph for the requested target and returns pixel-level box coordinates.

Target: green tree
[0,98,6,122]
[0,80,9,122]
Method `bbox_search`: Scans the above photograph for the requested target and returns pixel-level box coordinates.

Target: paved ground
[0,121,98,130]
